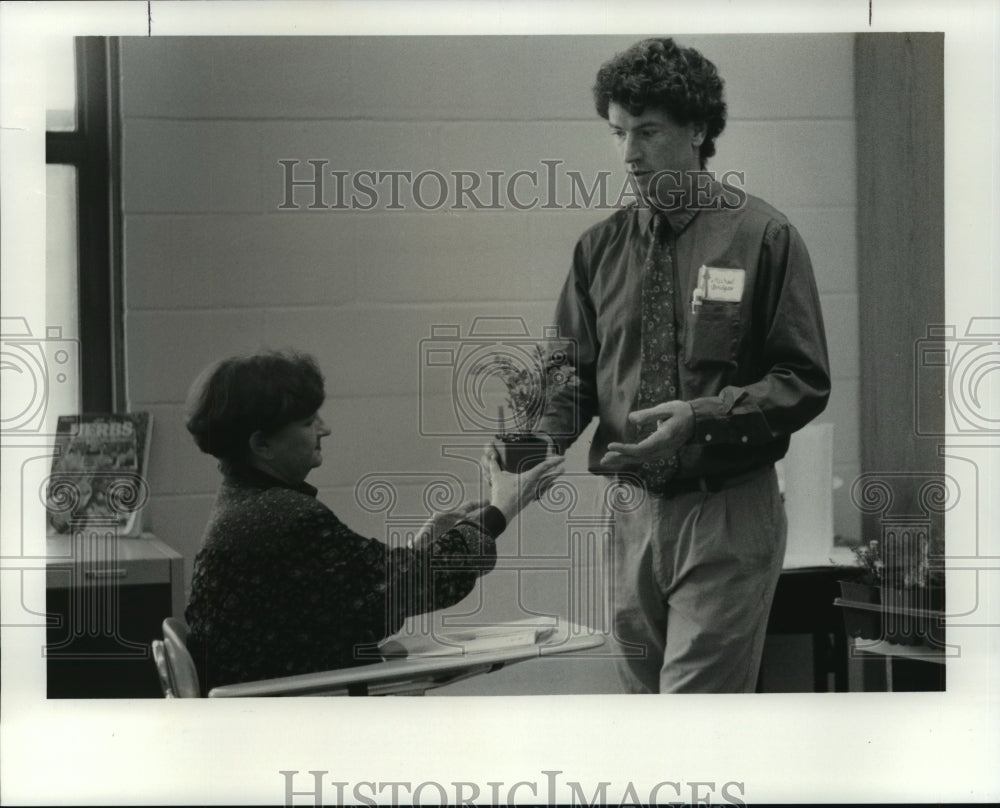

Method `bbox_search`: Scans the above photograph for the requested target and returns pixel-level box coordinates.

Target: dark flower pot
[836,580,883,639]
[493,432,554,473]
[839,579,881,605]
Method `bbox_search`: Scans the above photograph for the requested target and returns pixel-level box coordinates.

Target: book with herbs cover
[46,413,153,537]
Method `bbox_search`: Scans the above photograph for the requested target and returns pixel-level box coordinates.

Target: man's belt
[645,465,773,499]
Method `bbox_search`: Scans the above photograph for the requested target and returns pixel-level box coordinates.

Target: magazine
[46,413,153,538]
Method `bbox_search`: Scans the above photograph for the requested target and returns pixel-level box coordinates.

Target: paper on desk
[379,624,557,658]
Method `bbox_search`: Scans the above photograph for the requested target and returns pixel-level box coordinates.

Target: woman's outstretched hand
[411,500,486,549]
[482,449,566,523]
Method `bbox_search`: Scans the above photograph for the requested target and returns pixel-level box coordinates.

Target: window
[45,36,124,413]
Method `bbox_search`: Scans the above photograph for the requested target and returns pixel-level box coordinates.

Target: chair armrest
[207,654,512,697]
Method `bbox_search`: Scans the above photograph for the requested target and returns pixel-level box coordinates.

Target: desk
[208,619,605,697]
[847,629,947,692]
[760,562,854,692]
[46,533,184,698]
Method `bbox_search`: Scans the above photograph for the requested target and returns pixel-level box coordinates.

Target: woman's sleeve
[310,503,503,638]
[396,506,504,618]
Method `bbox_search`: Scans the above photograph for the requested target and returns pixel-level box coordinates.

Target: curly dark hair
[185,349,325,464]
[593,37,727,167]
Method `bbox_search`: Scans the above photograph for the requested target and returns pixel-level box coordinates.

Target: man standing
[537,38,830,693]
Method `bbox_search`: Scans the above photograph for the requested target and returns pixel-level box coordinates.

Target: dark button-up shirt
[538,188,831,483]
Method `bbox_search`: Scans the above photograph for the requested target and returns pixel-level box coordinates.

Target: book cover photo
[46,412,153,538]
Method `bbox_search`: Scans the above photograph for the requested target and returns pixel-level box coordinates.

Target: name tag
[697,265,745,303]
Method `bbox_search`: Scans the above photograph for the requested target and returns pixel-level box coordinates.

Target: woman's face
[260,412,332,484]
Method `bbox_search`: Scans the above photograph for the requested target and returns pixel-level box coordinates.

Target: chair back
[160,617,202,698]
[151,639,176,697]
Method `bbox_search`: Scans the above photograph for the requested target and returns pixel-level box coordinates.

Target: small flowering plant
[839,531,946,644]
[850,539,886,587]
[849,531,944,589]
[476,344,579,434]
[473,344,578,472]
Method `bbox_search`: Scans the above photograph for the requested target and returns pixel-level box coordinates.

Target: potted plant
[473,344,578,473]
[836,541,885,640]
[837,532,945,647]
[840,541,884,604]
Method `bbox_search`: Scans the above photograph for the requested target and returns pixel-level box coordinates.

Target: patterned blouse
[185,463,503,693]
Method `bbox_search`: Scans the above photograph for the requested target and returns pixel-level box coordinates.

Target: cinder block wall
[120,35,858,694]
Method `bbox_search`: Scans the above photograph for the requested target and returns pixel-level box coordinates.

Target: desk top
[45,532,182,565]
[208,619,605,697]
[46,534,183,609]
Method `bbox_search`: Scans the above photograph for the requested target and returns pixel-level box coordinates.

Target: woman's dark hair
[593,37,727,168]
[185,350,325,463]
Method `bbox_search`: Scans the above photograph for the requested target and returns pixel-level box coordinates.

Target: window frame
[45,36,124,412]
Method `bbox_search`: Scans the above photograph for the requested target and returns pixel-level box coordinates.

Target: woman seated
[183,349,563,693]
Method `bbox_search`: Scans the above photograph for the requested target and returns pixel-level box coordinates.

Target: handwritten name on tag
[697,266,745,303]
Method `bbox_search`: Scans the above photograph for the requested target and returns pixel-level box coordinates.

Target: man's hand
[410,500,486,549]
[600,400,695,467]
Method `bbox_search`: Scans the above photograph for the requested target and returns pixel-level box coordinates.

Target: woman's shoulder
[208,481,343,547]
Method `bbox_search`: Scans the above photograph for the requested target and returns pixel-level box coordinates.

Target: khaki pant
[609,466,787,693]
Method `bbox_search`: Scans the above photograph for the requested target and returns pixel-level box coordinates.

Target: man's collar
[636,176,726,235]
[221,460,319,499]
[637,202,697,236]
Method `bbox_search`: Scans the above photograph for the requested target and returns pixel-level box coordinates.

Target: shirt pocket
[683,300,741,369]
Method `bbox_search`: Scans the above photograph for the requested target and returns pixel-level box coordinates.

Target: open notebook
[379,622,558,658]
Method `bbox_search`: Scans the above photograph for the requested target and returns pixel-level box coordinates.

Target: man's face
[607,102,705,206]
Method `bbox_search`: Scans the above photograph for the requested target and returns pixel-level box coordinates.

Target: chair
[152,616,494,697]
[150,639,175,698]
[159,616,202,697]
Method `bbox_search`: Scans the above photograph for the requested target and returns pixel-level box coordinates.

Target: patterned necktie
[635,213,680,489]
